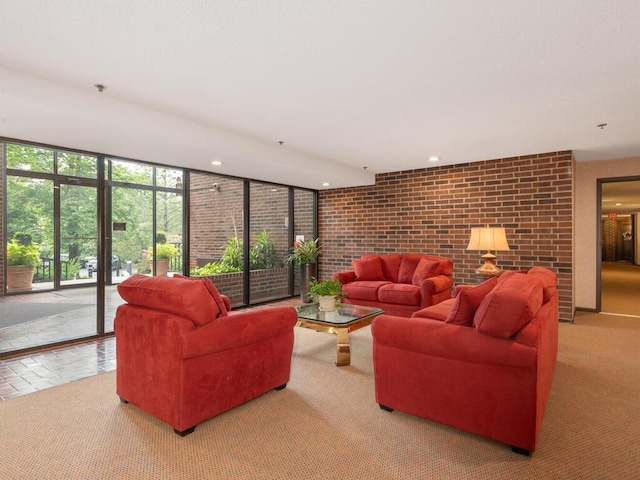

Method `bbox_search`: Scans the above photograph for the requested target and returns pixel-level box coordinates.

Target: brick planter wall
[318,151,574,322]
[198,267,289,307]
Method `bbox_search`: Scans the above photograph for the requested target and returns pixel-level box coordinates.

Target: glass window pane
[6,144,54,173]
[154,191,183,276]
[189,172,245,306]
[156,167,183,189]
[57,152,97,178]
[110,159,153,185]
[249,182,288,303]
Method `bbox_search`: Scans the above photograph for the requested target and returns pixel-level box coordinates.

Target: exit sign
[609,213,617,218]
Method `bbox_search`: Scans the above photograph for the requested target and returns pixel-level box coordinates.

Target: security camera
[212,183,220,191]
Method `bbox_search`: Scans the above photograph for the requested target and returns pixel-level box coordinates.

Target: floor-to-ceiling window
[2,139,317,357]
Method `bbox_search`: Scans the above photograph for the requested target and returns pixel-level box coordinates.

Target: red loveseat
[114,274,298,436]
[332,254,454,317]
[371,267,558,454]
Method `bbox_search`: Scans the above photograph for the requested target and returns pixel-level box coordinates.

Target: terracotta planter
[154,258,170,277]
[299,263,317,303]
[318,295,337,312]
[7,265,35,292]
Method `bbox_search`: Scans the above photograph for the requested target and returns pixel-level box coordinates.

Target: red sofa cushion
[352,257,385,281]
[528,266,558,302]
[445,277,497,326]
[362,254,401,282]
[473,274,544,338]
[117,275,224,327]
[174,274,228,316]
[398,254,423,284]
[378,283,421,306]
[343,280,390,301]
[411,298,455,321]
[411,258,439,286]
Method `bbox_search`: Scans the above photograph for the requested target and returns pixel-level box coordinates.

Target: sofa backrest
[360,253,453,284]
[117,275,228,327]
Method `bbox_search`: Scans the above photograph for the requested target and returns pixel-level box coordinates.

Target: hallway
[601,261,640,317]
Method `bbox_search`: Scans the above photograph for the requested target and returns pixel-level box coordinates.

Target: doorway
[599,178,640,317]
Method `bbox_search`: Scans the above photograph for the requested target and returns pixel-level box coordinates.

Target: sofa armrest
[220,294,232,311]
[182,306,298,359]
[333,270,357,284]
[372,314,535,368]
[419,274,453,300]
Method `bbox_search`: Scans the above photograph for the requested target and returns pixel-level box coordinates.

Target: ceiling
[1,1,640,190]
[601,180,640,216]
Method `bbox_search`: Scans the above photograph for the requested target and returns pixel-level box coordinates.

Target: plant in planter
[308,277,347,312]
[147,243,179,277]
[6,232,40,292]
[288,238,322,303]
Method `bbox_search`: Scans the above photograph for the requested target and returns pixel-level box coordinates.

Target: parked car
[85,255,120,274]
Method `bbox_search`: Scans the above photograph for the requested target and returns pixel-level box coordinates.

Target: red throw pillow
[445,277,498,326]
[117,275,222,327]
[473,275,544,338]
[397,254,422,284]
[411,258,439,286]
[175,274,229,317]
[352,257,385,281]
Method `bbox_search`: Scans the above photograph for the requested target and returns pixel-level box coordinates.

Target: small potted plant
[6,232,40,292]
[147,243,179,277]
[287,238,322,302]
[308,277,347,312]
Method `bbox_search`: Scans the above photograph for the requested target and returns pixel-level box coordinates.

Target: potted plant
[147,243,179,277]
[308,277,347,312]
[288,238,321,302]
[6,232,40,292]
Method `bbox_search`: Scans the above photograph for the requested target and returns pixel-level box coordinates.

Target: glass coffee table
[295,303,383,366]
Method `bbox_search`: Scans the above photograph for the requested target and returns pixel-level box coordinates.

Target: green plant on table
[308,277,347,303]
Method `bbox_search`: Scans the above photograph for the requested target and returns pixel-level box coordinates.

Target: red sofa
[371,267,558,454]
[114,274,298,436]
[332,253,454,317]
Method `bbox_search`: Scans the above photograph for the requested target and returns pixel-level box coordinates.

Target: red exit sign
[609,212,617,218]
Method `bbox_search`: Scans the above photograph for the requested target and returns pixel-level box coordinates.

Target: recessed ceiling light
[616,203,622,206]
[428,156,440,162]
[322,182,330,187]
[211,160,223,166]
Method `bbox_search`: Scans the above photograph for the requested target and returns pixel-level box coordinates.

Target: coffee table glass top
[295,303,383,326]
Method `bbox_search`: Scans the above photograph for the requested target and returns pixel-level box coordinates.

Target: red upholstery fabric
[372,266,558,453]
[378,283,421,306]
[333,254,454,317]
[397,254,423,284]
[117,274,222,327]
[343,280,391,301]
[173,274,228,316]
[114,275,297,434]
[445,277,497,326]
[474,274,544,338]
[411,258,439,286]
[411,298,454,321]
[352,257,385,281]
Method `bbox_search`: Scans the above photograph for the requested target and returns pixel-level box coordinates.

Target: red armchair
[114,274,297,436]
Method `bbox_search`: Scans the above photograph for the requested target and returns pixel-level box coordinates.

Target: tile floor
[0,297,300,402]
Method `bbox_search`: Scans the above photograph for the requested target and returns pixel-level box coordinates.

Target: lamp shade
[466,227,510,252]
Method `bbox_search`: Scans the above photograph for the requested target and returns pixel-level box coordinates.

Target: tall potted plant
[6,232,40,292]
[287,238,321,303]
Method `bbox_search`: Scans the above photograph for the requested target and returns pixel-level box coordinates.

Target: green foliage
[190,262,241,276]
[287,238,320,264]
[7,232,40,267]
[251,230,281,269]
[148,243,179,259]
[220,236,243,270]
[156,231,167,244]
[308,278,347,301]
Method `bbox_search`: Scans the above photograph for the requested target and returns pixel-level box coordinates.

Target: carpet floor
[0,302,93,329]
[1,314,639,479]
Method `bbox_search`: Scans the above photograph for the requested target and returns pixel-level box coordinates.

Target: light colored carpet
[1,314,639,479]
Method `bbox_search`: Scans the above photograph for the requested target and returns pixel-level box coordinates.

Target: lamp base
[475,252,503,278]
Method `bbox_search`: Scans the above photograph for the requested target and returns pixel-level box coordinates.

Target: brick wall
[318,151,574,321]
